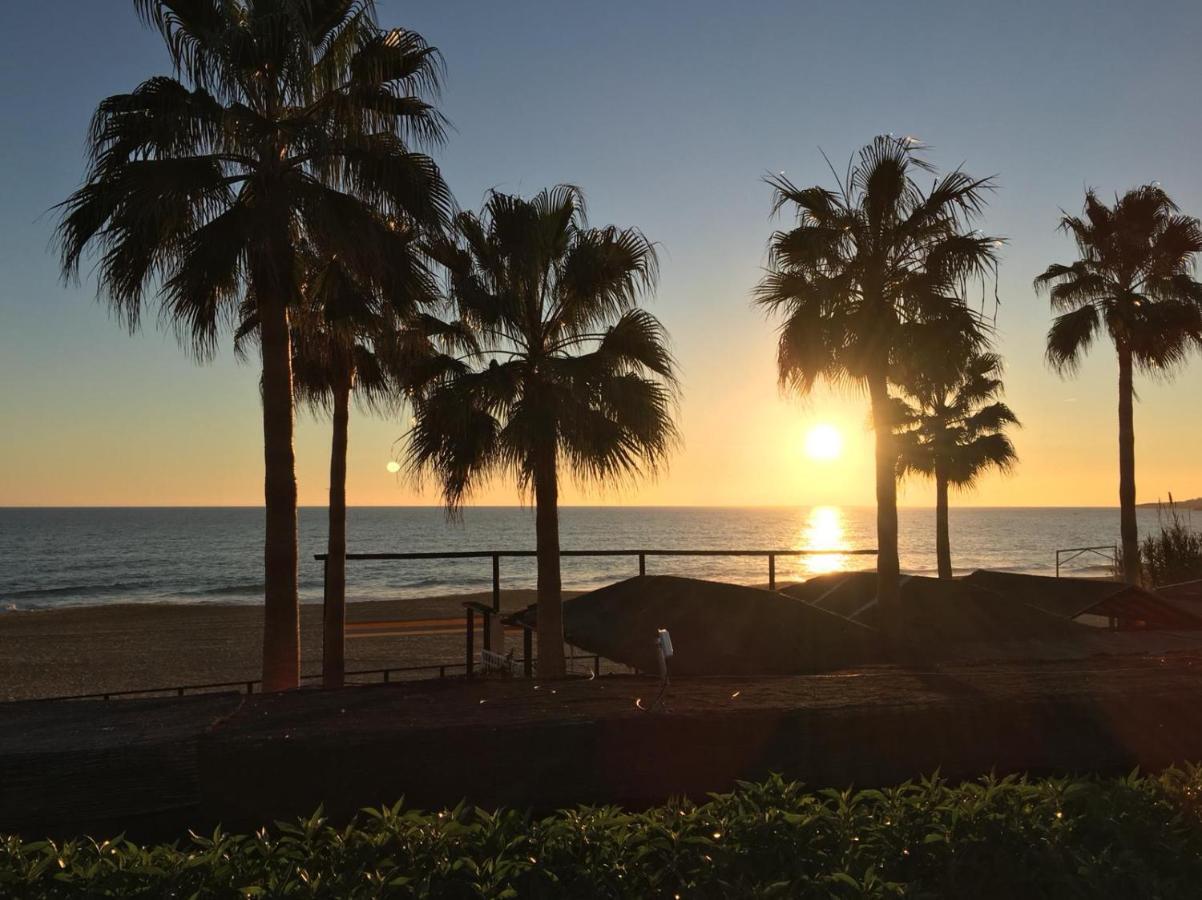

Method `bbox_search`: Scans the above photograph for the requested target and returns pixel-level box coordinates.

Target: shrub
[1141,496,1202,587]
[3,769,1202,898]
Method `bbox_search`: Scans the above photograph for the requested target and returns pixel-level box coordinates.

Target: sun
[804,424,842,461]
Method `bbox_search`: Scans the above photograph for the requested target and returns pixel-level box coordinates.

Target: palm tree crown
[410,186,678,507]
[895,350,1018,578]
[755,136,1001,611]
[56,0,452,690]
[896,351,1019,488]
[1038,186,1202,374]
[409,186,678,677]
[59,0,450,354]
[1035,185,1202,583]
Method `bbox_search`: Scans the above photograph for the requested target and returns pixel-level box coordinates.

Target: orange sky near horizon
[3,306,1199,510]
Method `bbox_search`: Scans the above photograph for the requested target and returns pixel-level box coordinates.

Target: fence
[1055,545,1119,578]
[317,546,879,609]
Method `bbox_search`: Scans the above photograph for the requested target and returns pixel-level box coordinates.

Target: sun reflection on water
[798,505,849,576]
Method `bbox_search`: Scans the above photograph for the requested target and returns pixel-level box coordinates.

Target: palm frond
[1046,304,1101,374]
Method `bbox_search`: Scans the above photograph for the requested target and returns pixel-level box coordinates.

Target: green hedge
[4,768,1202,898]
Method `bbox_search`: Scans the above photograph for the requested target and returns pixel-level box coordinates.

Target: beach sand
[0,591,587,701]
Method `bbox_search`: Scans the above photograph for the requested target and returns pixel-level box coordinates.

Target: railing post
[768,553,776,591]
[594,655,601,677]
[465,608,475,678]
[483,609,492,652]
[638,553,646,576]
[492,554,501,612]
[523,628,533,678]
[383,669,390,683]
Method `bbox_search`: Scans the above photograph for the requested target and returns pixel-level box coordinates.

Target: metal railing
[30,662,470,702]
[316,546,878,606]
[28,654,599,703]
[1055,545,1119,578]
[321,547,878,679]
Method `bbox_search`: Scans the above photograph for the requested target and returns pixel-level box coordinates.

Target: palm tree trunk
[533,444,566,679]
[868,371,901,623]
[935,471,952,579]
[1117,346,1140,584]
[323,367,353,690]
[258,292,300,692]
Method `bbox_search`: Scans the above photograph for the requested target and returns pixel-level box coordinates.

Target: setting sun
[804,424,843,461]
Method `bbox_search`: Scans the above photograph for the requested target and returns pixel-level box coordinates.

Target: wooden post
[492,554,501,612]
[768,554,776,591]
[465,608,475,678]
[638,553,646,576]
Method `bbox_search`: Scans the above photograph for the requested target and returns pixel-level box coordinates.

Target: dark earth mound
[514,575,880,675]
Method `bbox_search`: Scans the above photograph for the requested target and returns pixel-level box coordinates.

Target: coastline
[0,590,579,702]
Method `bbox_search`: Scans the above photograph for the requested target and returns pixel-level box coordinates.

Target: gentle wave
[183,582,265,597]
[3,581,154,599]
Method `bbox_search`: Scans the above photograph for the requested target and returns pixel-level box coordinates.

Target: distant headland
[1138,497,1202,510]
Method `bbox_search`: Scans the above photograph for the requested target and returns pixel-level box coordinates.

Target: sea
[0,506,1184,611]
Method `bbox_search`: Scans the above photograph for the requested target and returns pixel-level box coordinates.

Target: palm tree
[56,1,451,690]
[237,243,441,689]
[895,350,1019,579]
[1035,186,1202,584]
[755,136,1000,618]
[408,186,679,678]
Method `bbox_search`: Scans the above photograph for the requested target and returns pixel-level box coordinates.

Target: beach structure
[1157,578,1202,607]
[780,572,1096,655]
[508,575,880,675]
[962,570,1202,630]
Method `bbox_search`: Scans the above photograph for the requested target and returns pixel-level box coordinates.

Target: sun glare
[804,424,842,461]
[385,460,401,474]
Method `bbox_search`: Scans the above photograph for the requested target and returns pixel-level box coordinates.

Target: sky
[1,0,1201,508]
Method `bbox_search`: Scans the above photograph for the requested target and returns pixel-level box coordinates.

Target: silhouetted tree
[755,136,1000,617]
[57,1,450,689]
[237,241,445,689]
[895,350,1019,579]
[1036,186,1202,584]
[409,186,678,678]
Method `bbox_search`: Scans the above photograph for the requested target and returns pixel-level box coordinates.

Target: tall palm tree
[237,243,441,689]
[1036,186,1202,584]
[755,136,1000,618]
[56,1,451,690]
[895,350,1019,579]
[408,186,678,678]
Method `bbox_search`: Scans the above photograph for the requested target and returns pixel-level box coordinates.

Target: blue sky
[2,0,1201,506]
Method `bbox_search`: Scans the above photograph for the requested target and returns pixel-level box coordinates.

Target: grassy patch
[4,768,1202,897]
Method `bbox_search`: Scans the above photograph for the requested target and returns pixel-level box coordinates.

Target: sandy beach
[0,591,594,702]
